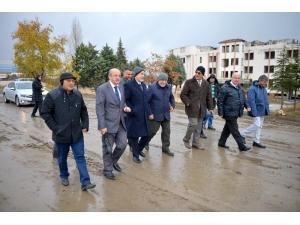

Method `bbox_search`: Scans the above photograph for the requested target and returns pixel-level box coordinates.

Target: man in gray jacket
[96,68,131,180]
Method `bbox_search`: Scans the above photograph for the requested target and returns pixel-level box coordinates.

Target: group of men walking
[37,64,270,191]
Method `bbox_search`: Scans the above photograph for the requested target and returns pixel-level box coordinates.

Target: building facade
[166,38,300,86]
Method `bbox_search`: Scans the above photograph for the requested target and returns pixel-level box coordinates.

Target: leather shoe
[200,133,207,139]
[31,115,39,117]
[104,172,116,180]
[61,178,69,186]
[192,145,205,150]
[113,163,122,172]
[239,146,251,151]
[162,149,174,156]
[218,144,229,148]
[139,151,146,157]
[208,126,216,130]
[81,183,96,191]
[253,142,266,148]
[183,139,191,149]
[144,144,149,151]
[133,157,141,163]
[241,136,246,144]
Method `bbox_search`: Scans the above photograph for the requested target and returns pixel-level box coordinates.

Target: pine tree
[129,58,146,69]
[271,45,292,109]
[72,42,104,90]
[289,48,300,110]
[116,38,128,72]
[100,43,118,81]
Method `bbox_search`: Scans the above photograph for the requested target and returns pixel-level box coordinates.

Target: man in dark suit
[124,67,151,163]
[96,68,131,180]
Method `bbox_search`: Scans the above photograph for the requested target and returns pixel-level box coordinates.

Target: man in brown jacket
[180,66,214,150]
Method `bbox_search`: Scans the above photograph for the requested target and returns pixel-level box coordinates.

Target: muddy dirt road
[0,89,299,212]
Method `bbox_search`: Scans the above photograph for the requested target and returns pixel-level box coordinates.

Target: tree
[116,38,128,72]
[72,42,104,90]
[143,52,164,85]
[69,17,83,56]
[129,57,145,69]
[271,45,291,109]
[164,54,186,90]
[11,16,68,79]
[100,43,118,81]
[288,48,300,110]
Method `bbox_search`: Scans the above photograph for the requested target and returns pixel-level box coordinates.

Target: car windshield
[16,83,32,89]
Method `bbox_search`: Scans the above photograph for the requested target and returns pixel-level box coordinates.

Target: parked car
[3,80,48,107]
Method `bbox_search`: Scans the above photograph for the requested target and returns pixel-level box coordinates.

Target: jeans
[202,109,214,128]
[56,138,91,186]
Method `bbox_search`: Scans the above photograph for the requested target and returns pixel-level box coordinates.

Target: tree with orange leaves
[12,17,68,82]
[143,52,165,85]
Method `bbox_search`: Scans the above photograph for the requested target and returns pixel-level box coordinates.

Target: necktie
[199,80,202,87]
[114,86,121,105]
[139,84,143,91]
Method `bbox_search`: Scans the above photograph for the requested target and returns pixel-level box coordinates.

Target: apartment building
[166,38,300,86]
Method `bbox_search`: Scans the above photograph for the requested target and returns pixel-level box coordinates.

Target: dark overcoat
[124,78,151,138]
[180,76,213,118]
[32,76,43,102]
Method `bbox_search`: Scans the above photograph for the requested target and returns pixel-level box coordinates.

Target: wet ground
[0,88,300,212]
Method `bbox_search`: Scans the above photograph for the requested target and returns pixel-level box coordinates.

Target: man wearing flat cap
[146,73,175,156]
[180,66,214,150]
[124,67,151,163]
[41,72,96,191]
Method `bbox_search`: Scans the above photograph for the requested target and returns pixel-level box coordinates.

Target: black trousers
[130,136,149,159]
[218,117,246,149]
[32,101,42,116]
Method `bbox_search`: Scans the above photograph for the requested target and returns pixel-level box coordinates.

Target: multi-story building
[166,38,300,87]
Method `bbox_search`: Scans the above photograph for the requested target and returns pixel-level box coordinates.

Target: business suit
[96,80,127,175]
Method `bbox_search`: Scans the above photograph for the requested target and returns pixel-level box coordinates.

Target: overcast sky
[1,3,299,63]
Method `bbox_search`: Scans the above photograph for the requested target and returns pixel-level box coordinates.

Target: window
[242,45,244,52]
[181,58,185,64]
[245,53,254,60]
[231,58,239,65]
[222,59,229,67]
[287,49,299,58]
[231,44,239,52]
[221,71,229,78]
[244,66,253,74]
[265,51,275,59]
[209,68,216,74]
[200,57,202,63]
[180,47,185,53]
[264,65,274,73]
[169,50,173,54]
[222,46,229,53]
[209,56,216,62]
